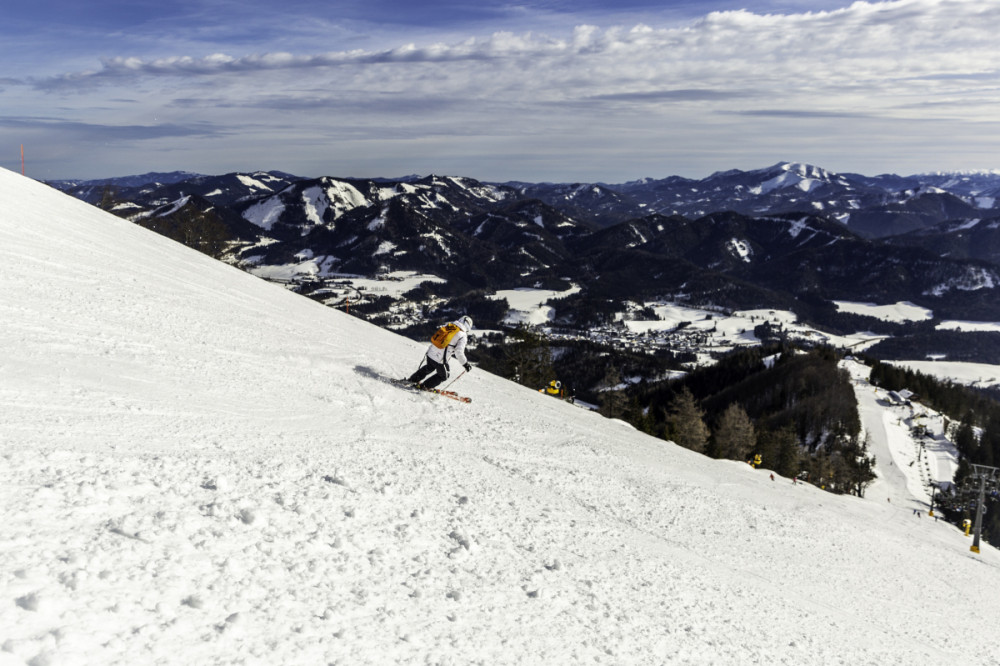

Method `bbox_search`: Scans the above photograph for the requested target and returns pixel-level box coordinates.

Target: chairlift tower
[969,464,1000,554]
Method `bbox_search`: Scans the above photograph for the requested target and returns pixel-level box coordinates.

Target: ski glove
[463,363,472,372]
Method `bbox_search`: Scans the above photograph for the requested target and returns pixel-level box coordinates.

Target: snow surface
[834,300,934,323]
[4,167,1000,665]
[888,361,1000,391]
[937,319,1000,333]
[619,303,884,354]
[241,197,285,231]
[726,238,752,262]
[301,186,329,226]
[926,266,997,295]
[750,165,825,196]
[845,361,959,500]
[493,286,581,326]
[235,174,275,192]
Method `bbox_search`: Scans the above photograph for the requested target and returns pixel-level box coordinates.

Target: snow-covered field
[834,300,934,322]
[618,302,886,352]
[937,319,1000,333]
[4,168,1000,665]
[888,360,1000,391]
[494,286,581,326]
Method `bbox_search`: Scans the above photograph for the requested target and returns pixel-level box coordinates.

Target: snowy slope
[845,361,959,503]
[3,167,1000,665]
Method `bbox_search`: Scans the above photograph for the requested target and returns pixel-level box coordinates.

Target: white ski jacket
[425,320,470,366]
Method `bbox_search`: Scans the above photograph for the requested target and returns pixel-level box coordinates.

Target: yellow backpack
[430,322,461,349]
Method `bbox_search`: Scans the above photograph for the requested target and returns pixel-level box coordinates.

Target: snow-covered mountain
[46,165,1000,334]
[47,170,202,194]
[886,216,1000,265]
[5,167,1000,664]
[56,170,303,208]
[603,161,995,238]
[52,162,1000,240]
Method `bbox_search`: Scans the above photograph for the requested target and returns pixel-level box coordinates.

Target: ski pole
[442,370,466,392]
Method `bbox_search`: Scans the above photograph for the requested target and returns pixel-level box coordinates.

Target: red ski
[387,378,471,403]
[428,388,471,403]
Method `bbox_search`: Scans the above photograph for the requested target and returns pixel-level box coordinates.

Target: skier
[407,316,473,390]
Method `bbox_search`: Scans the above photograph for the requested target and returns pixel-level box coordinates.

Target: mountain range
[47,162,1000,331]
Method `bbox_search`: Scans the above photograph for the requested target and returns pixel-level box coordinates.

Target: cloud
[591,89,750,103]
[13,0,1000,180]
[33,0,1000,108]
[0,117,223,142]
[34,33,571,91]
[730,109,876,119]
[169,93,466,115]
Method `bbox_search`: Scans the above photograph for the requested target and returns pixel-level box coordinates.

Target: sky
[3,166,1000,664]
[2,0,1000,182]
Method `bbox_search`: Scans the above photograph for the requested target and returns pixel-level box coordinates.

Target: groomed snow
[846,361,959,500]
[3,168,1000,665]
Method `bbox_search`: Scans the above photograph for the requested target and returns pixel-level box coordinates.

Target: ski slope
[3,167,1000,665]
[846,361,959,506]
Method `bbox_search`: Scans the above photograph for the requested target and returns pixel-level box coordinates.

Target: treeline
[97,186,235,259]
[866,331,1000,364]
[468,325,684,400]
[400,283,512,330]
[619,346,874,496]
[471,330,876,496]
[792,295,918,336]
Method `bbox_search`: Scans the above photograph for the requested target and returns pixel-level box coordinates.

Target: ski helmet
[459,315,474,330]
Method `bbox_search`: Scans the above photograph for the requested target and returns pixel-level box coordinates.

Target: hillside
[3,166,1000,665]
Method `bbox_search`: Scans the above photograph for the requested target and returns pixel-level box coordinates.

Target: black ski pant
[408,356,448,389]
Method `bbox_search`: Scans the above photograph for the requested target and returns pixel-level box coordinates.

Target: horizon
[34,160,1000,186]
[3,0,1000,182]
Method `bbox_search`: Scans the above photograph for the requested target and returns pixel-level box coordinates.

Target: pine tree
[713,403,755,461]
[598,366,628,419]
[841,434,877,497]
[755,427,780,471]
[97,185,120,212]
[954,412,978,458]
[668,388,710,454]
[774,426,800,478]
[503,325,554,389]
[177,207,229,259]
[979,414,1000,466]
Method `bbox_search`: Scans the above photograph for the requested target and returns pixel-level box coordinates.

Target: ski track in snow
[3,167,1000,665]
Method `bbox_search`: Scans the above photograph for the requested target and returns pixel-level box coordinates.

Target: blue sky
[3,0,999,182]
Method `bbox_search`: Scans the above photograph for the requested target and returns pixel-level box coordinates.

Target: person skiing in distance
[407,316,473,390]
